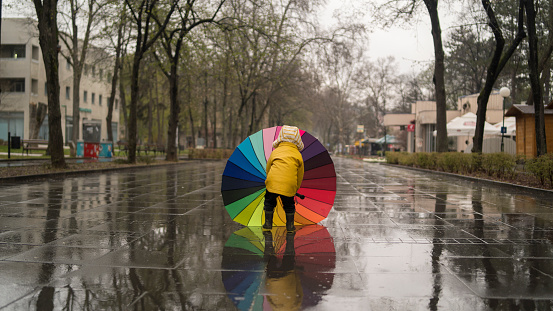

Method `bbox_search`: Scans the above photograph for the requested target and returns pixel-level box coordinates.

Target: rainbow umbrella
[221,225,336,310]
[221,126,336,227]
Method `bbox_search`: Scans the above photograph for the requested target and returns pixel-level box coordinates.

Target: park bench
[117,141,128,156]
[22,139,48,155]
[144,144,166,155]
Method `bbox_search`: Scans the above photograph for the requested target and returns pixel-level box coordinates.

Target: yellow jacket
[265,142,304,197]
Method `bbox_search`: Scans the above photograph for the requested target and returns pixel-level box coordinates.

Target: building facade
[383,91,506,153]
[0,18,119,144]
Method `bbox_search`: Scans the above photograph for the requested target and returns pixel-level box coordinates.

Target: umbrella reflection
[222,225,336,310]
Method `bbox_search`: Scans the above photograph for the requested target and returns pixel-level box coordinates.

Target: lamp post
[499,87,510,152]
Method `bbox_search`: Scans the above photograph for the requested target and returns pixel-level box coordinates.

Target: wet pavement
[1,157,553,310]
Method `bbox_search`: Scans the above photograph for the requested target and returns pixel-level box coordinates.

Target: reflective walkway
[0,157,552,310]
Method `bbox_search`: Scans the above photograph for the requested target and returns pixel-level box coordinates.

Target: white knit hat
[272,125,304,151]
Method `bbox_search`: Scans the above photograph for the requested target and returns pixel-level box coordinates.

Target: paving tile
[1,158,553,309]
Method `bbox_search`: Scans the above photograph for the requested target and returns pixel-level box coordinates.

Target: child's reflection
[263,231,303,311]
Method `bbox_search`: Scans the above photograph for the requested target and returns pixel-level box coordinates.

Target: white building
[384,91,506,153]
[0,18,119,144]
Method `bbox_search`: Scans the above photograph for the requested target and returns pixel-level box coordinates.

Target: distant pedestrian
[263,125,304,232]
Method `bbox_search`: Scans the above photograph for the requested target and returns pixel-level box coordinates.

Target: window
[115,99,118,110]
[111,122,118,142]
[99,69,103,80]
[0,78,25,92]
[92,65,96,77]
[0,45,26,59]
[0,112,25,140]
[107,72,112,81]
[32,45,39,60]
[91,93,95,105]
[65,116,73,144]
[31,79,38,95]
[99,95,102,106]
[66,60,71,71]
[84,64,89,76]
[83,91,88,103]
[66,86,70,100]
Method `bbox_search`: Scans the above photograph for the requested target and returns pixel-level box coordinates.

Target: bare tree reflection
[429,193,446,311]
[36,183,64,311]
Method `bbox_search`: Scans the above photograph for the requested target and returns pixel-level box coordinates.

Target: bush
[481,153,516,178]
[188,148,233,159]
[415,152,438,170]
[385,152,401,164]
[138,155,155,164]
[526,154,553,186]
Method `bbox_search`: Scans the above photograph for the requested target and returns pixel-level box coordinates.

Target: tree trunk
[222,73,228,148]
[424,0,448,152]
[188,104,196,148]
[33,0,66,168]
[166,57,180,161]
[473,0,525,153]
[29,102,47,139]
[526,0,547,156]
[147,80,153,144]
[203,72,209,147]
[120,64,128,138]
[106,13,124,143]
[213,97,217,149]
[128,52,142,163]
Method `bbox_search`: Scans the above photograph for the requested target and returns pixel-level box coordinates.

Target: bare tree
[376,0,448,152]
[124,0,177,163]
[525,0,547,155]
[58,0,107,153]
[32,0,67,168]
[105,3,128,143]
[155,0,226,161]
[472,0,525,153]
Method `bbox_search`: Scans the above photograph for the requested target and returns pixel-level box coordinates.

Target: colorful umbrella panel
[222,127,336,226]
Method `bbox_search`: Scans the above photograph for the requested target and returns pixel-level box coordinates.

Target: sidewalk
[0,157,552,309]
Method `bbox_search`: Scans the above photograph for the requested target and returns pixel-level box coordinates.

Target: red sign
[84,142,100,158]
[407,124,415,132]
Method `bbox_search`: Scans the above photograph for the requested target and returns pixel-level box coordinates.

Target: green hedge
[386,152,517,178]
[187,148,233,159]
[525,153,553,186]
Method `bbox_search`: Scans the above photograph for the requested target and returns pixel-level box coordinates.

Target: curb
[380,163,553,196]
[0,160,199,184]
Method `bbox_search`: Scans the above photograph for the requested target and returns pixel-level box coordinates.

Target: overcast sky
[318,0,461,74]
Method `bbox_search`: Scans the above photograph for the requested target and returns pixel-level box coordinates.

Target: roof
[505,104,553,117]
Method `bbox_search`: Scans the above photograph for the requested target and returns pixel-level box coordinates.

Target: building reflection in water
[221,225,336,310]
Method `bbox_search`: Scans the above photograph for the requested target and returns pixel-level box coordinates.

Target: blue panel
[237,138,266,178]
[224,156,266,182]
[228,146,266,180]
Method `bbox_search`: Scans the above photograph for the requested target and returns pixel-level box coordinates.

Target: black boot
[263,231,274,256]
[263,210,273,230]
[285,212,296,232]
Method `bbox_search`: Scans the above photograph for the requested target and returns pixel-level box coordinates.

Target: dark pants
[264,190,295,214]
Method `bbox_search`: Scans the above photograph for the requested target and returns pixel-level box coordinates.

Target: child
[264,125,304,231]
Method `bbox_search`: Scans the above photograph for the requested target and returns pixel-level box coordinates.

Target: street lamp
[499,87,510,152]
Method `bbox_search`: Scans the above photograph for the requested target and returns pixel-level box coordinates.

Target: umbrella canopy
[433,112,500,137]
[492,117,516,136]
[222,126,336,227]
[375,134,398,144]
[221,225,336,311]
